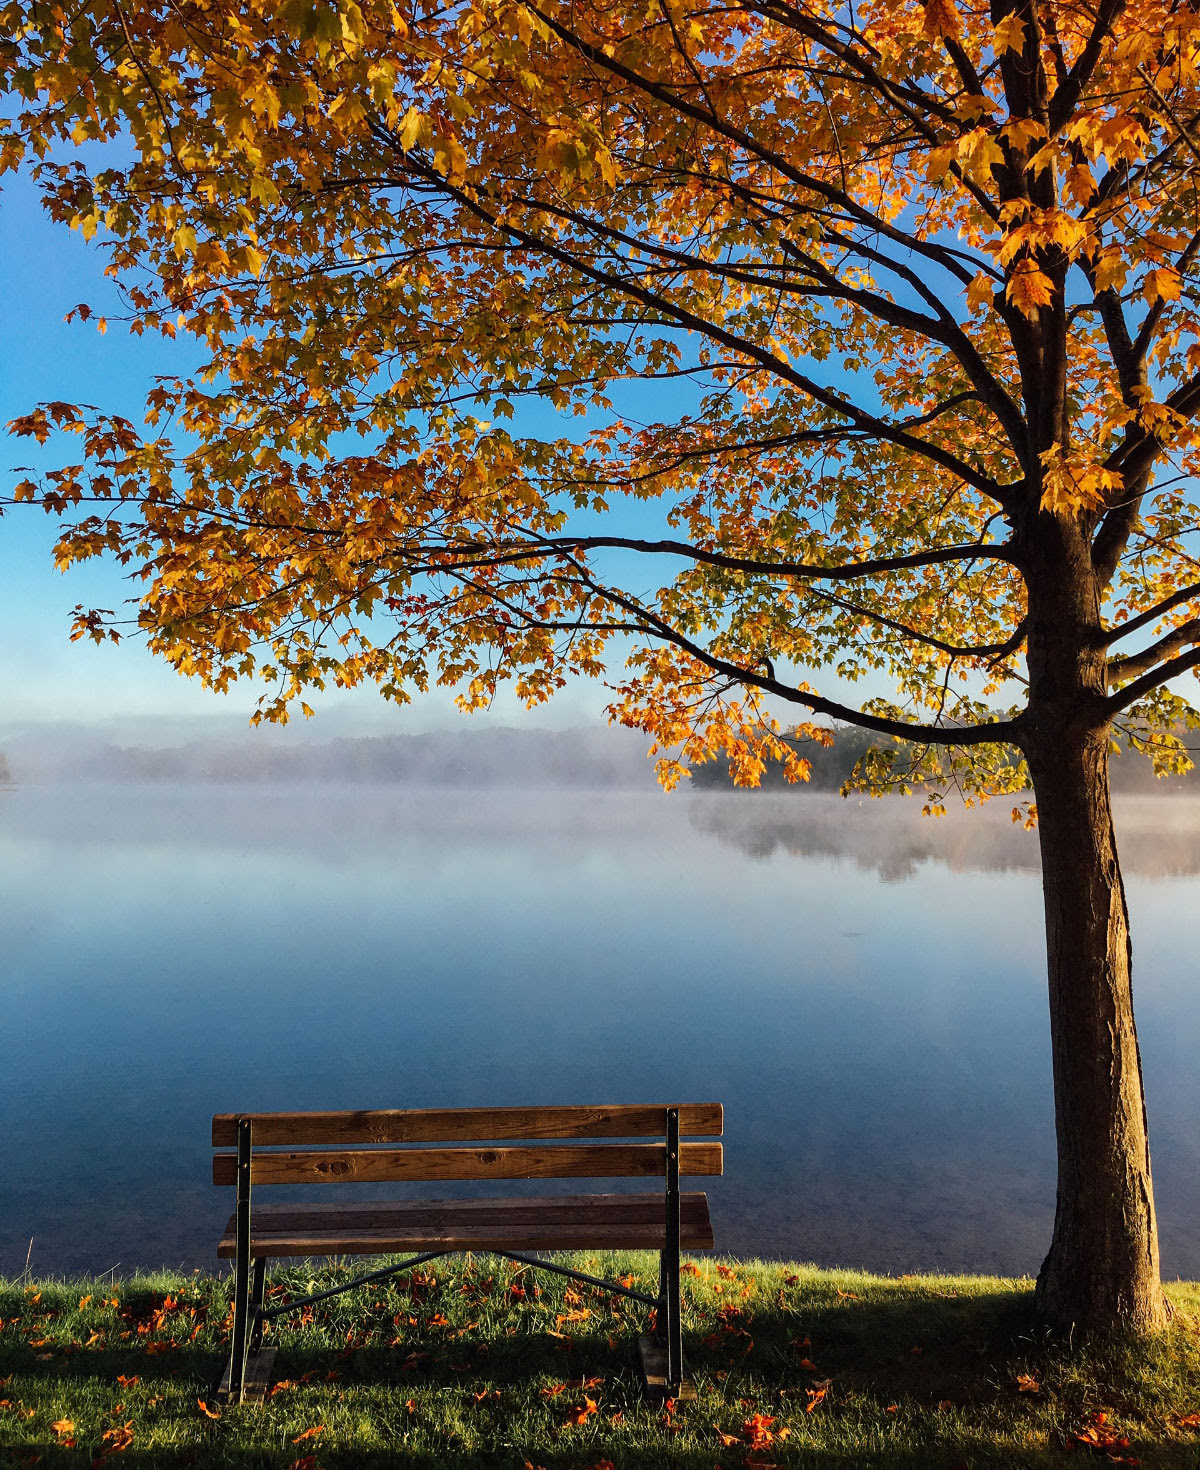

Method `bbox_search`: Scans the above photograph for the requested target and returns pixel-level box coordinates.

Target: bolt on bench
[212,1103,722,1403]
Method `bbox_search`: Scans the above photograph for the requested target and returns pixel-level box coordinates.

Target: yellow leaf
[398,106,429,152]
[966,271,995,314]
[1006,265,1054,318]
[1093,250,1128,294]
[994,13,1026,53]
[433,134,467,182]
[1143,268,1182,305]
[172,225,197,259]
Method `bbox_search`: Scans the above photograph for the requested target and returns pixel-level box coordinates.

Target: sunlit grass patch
[1,1257,1198,1466]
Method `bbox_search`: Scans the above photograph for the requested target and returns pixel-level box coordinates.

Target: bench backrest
[212,1104,723,1187]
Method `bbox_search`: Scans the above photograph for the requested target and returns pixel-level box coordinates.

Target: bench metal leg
[660,1250,682,1390]
[663,1107,683,1390]
[226,1118,253,1403]
[248,1257,267,1355]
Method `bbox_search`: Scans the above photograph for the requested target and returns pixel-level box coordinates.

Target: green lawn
[2,1255,1198,1467]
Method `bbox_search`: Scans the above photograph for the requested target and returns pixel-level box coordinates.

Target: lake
[2,783,1198,1281]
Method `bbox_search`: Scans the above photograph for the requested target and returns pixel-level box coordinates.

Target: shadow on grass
[2,1266,1197,1469]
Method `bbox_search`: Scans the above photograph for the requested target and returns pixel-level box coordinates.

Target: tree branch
[1108,618,1200,682]
[1106,644,1200,714]
[1104,581,1200,645]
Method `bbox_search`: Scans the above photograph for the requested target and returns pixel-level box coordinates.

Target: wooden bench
[212,1103,722,1402]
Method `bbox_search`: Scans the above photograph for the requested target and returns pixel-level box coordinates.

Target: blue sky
[0,169,614,739]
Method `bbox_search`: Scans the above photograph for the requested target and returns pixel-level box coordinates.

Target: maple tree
[4,0,1200,1333]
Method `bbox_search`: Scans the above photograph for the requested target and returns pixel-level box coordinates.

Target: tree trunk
[1025,727,1167,1332]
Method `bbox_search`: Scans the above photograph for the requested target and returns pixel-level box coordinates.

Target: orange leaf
[922,0,960,38]
[52,1420,74,1435]
[99,1422,134,1455]
[1016,1374,1041,1393]
[742,1412,781,1447]
[1074,1411,1131,1451]
[564,1395,598,1425]
[291,1425,325,1443]
[197,1398,221,1420]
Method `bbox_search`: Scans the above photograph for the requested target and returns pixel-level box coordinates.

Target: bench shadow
[3,1281,1190,1468]
[0,1442,1137,1468]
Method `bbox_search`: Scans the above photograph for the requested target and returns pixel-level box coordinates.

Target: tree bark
[1016,511,1168,1334]
[1024,725,1167,1332]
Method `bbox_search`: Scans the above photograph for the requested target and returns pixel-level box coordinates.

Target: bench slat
[217,1192,715,1258]
[212,1103,722,1147]
[213,1142,722,1186]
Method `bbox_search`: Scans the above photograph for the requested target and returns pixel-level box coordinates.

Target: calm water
[2,784,1198,1281]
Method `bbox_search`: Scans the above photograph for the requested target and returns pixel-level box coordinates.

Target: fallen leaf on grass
[805,1375,835,1411]
[96,1421,134,1457]
[291,1425,325,1443]
[51,1420,74,1435]
[836,1289,858,1299]
[1016,1374,1041,1393]
[115,1376,140,1388]
[742,1413,789,1448]
[267,1380,299,1398]
[1177,1412,1200,1428]
[885,1404,899,1413]
[937,1399,953,1411]
[1074,1411,1138,1461]
[197,1399,221,1420]
[797,1357,819,1372]
[564,1396,598,1425]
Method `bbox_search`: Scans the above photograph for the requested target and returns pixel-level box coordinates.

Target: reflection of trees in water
[689,792,1200,881]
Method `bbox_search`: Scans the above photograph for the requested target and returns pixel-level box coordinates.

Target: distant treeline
[687,725,1200,794]
[26,726,657,789]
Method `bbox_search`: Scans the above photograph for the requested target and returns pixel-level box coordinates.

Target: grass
[1,1255,1199,1468]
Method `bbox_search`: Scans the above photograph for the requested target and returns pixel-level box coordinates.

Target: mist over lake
[3,778,1198,1282]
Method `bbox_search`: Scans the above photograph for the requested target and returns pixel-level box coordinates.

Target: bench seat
[219,1191,715,1258]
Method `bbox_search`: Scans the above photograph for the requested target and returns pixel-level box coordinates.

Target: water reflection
[1,784,1197,1282]
[691,789,1200,880]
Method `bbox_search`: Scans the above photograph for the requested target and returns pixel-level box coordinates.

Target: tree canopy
[5,0,1200,1330]
[4,0,1197,787]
